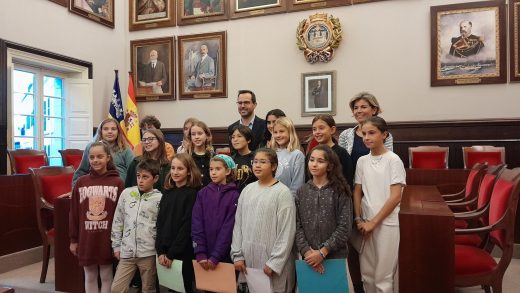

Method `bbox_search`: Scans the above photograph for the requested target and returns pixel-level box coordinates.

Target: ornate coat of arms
[297,13,342,64]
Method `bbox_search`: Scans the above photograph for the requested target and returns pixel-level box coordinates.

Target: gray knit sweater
[295,180,353,259]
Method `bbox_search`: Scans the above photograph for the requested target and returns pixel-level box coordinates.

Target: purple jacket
[191,181,240,265]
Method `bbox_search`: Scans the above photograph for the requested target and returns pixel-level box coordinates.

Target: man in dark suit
[227,90,266,153]
[139,49,168,94]
[449,20,484,58]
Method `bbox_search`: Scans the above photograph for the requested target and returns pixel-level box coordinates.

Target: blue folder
[295,259,349,293]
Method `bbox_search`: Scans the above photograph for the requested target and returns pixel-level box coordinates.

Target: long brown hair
[141,129,169,165]
[312,114,338,144]
[94,118,128,152]
[164,153,202,190]
[88,141,116,171]
[187,120,214,155]
[308,144,351,197]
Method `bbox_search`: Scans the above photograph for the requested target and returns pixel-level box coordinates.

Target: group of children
[68,108,405,293]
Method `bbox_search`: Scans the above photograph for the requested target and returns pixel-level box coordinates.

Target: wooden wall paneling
[161,119,520,168]
[0,174,41,256]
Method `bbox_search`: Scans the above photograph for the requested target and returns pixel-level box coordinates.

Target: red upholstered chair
[58,149,84,169]
[454,168,520,293]
[453,166,506,246]
[29,166,74,283]
[442,163,487,204]
[449,164,506,211]
[408,146,449,169]
[463,146,506,169]
[7,149,49,174]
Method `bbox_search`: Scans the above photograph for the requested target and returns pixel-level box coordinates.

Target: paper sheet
[295,259,349,293]
[192,260,236,293]
[156,257,185,293]
[244,267,272,293]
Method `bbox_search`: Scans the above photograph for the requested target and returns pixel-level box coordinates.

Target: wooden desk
[399,185,454,293]
[406,168,469,194]
[54,197,84,293]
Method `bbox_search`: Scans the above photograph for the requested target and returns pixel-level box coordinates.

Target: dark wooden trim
[161,119,520,169]
[0,39,93,174]
[49,0,67,7]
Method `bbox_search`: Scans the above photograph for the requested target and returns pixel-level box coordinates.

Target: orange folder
[192,260,237,293]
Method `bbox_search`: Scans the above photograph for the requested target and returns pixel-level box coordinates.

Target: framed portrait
[131,37,175,101]
[430,0,506,87]
[69,0,115,28]
[510,0,520,82]
[287,0,349,13]
[129,0,176,31]
[177,31,227,99]
[230,0,287,19]
[301,71,335,117]
[178,0,228,25]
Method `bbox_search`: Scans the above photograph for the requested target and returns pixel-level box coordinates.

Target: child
[259,109,286,149]
[126,129,171,192]
[192,155,240,271]
[311,114,354,188]
[353,116,405,293]
[295,145,352,274]
[231,148,296,293]
[69,141,124,293]
[177,117,199,154]
[188,120,214,186]
[111,159,163,293]
[73,118,134,187]
[134,115,175,161]
[271,117,305,195]
[156,153,202,293]
[230,125,257,191]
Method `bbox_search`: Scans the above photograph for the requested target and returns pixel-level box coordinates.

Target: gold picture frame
[131,37,176,101]
[177,31,227,99]
[430,0,507,86]
[129,0,176,31]
[69,0,115,28]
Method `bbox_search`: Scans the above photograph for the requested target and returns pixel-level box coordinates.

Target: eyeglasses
[251,159,271,165]
[236,101,252,105]
[141,137,157,143]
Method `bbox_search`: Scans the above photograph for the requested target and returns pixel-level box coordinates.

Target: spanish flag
[123,72,140,149]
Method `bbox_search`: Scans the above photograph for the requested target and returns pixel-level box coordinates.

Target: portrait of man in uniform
[449,20,485,58]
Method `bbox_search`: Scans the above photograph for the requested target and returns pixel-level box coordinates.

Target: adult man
[311,79,327,108]
[188,44,215,89]
[139,49,168,94]
[227,90,266,152]
[449,20,484,58]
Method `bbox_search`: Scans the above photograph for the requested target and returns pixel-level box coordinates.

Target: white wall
[2,0,518,129]
[0,0,127,125]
